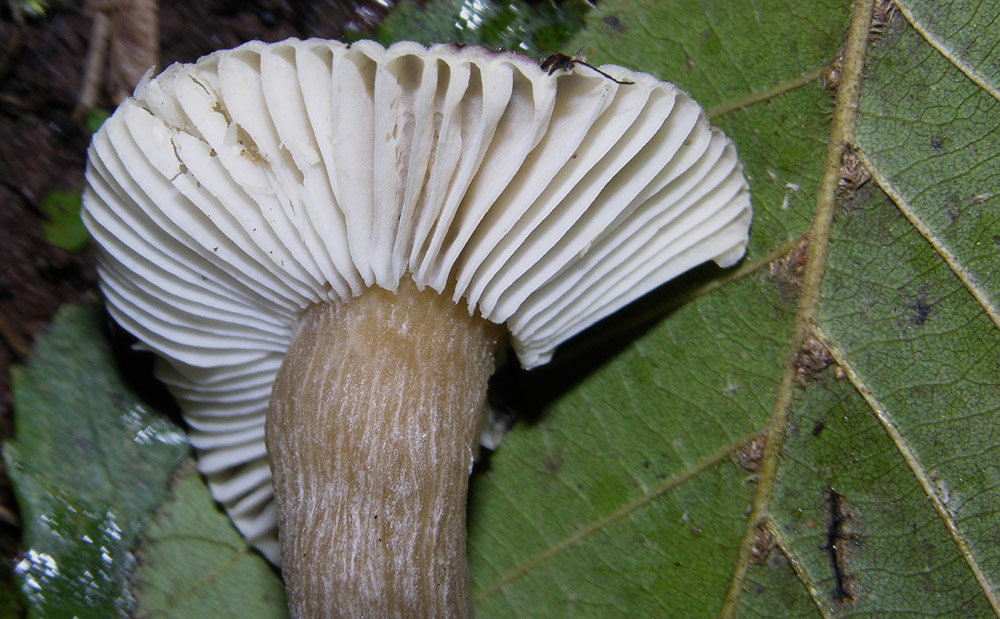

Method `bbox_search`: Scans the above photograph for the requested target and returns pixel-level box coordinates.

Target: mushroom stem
[266,278,503,618]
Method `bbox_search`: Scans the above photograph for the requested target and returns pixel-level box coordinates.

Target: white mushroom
[82,38,751,617]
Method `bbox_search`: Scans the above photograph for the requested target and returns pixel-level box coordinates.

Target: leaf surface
[129,465,286,618]
[5,305,187,616]
[9,0,1000,616]
[463,0,1000,615]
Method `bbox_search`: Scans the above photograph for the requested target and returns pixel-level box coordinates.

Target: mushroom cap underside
[82,38,751,562]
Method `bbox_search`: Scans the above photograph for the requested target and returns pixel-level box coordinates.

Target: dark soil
[0,0,394,600]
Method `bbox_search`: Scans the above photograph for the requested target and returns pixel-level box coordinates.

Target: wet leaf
[367,0,589,56]
[4,305,187,616]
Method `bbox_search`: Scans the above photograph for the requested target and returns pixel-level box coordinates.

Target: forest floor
[0,0,393,594]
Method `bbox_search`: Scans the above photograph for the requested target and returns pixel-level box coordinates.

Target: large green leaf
[9,0,999,616]
[462,0,1000,615]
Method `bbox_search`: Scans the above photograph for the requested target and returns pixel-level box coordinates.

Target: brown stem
[267,279,503,618]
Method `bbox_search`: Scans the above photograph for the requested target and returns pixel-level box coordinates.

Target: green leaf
[469,272,796,615]
[462,0,1000,615]
[16,0,57,18]
[12,0,999,615]
[366,0,589,56]
[5,305,187,616]
[85,108,112,134]
[39,190,89,252]
[129,464,286,617]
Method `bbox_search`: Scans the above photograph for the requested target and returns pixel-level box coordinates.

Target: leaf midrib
[719,0,877,614]
[726,0,1000,614]
[473,2,863,606]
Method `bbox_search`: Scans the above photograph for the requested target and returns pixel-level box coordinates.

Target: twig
[73,2,111,121]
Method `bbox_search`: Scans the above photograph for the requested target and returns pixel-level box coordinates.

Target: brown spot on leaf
[869,0,898,42]
[795,336,835,382]
[837,148,871,200]
[906,289,933,327]
[811,418,828,437]
[732,433,767,474]
[768,239,808,303]
[602,14,626,33]
[750,525,777,565]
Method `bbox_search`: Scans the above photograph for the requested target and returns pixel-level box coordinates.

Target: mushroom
[82,39,751,616]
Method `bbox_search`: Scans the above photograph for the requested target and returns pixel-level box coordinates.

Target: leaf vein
[767,518,834,618]
[720,0,878,613]
[471,432,752,603]
[815,325,1000,613]
[857,149,1000,333]
[896,2,1000,104]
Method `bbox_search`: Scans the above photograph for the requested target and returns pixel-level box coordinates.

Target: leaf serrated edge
[718,0,877,615]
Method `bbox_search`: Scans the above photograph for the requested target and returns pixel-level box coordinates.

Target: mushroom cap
[82,38,751,562]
